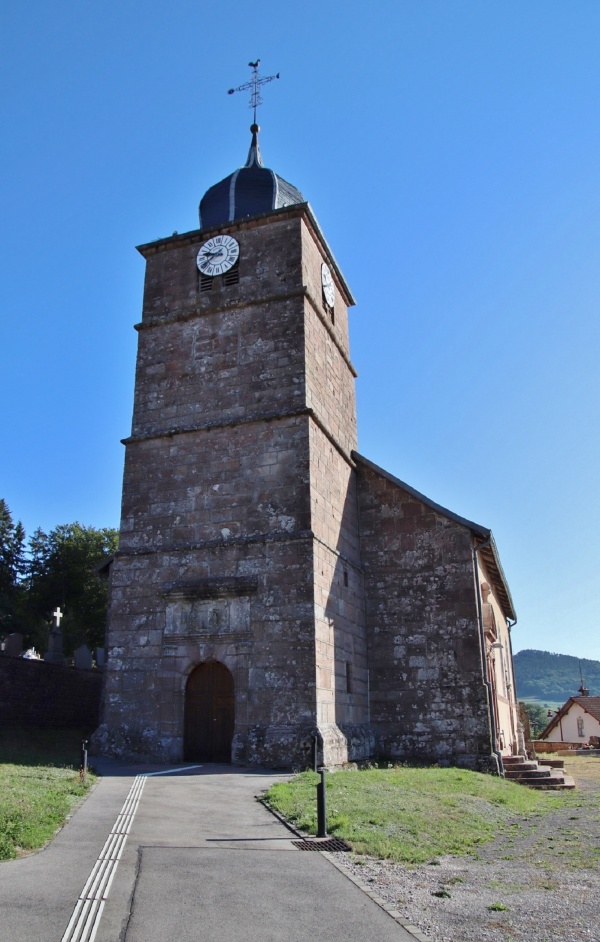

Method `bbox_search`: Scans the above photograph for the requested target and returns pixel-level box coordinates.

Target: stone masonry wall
[356,459,494,769]
[0,656,102,730]
[140,214,304,323]
[132,293,307,446]
[99,208,363,768]
[104,404,317,766]
[302,218,357,459]
[119,416,311,552]
[309,423,371,762]
[300,217,371,762]
[99,533,317,767]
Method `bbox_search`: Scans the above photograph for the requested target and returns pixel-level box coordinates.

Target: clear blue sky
[1,2,599,664]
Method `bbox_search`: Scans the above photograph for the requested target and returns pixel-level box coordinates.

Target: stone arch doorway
[184,661,235,762]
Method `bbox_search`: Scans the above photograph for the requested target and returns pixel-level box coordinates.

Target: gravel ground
[333,756,600,942]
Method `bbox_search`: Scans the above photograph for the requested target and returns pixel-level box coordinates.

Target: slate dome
[199,125,305,229]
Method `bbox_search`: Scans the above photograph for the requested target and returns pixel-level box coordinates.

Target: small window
[200,275,213,292]
[577,716,585,737]
[345,662,353,694]
[343,570,348,587]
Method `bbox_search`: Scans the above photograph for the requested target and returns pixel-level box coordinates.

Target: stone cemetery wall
[0,655,102,730]
[533,740,578,753]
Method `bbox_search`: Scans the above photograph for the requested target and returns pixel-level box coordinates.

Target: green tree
[522,702,550,738]
[0,500,26,636]
[25,523,118,655]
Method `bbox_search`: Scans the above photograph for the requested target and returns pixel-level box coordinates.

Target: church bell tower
[96,112,373,768]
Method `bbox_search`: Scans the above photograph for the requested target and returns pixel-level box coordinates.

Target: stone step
[505,767,553,779]
[501,755,575,790]
[507,770,575,790]
[502,759,538,771]
[523,774,576,791]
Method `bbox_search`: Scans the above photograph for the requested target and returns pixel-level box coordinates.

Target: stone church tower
[96,126,371,768]
[95,122,520,772]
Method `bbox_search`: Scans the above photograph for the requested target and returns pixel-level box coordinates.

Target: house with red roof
[539,693,600,745]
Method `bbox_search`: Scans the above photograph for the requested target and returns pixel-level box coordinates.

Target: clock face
[321,262,335,307]
[197,235,239,277]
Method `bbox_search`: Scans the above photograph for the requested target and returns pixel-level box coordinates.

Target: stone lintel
[161,577,258,600]
[162,634,252,646]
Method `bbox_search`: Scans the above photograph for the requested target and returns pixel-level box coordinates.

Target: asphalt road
[0,759,422,942]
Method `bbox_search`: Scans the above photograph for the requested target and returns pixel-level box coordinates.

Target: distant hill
[513,649,600,702]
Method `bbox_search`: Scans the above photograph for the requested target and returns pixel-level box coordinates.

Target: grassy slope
[264,766,574,864]
[0,728,97,860]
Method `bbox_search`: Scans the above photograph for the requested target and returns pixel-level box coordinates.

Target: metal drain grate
[292,837,351,852]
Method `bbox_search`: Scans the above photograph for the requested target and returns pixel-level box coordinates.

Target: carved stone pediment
[164,593,252,640]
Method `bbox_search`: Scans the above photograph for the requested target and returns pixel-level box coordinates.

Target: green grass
[263,766,570,864]
[0,728,97,861]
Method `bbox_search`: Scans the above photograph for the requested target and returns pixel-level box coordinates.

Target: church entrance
[184,661,235,762]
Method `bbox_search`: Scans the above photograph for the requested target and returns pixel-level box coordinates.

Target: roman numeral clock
[196,234,240,277]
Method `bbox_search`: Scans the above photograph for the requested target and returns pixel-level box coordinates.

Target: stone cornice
[134,286,307,331]
[122,406,357,472]
[136,202,355,307]
[114,528,315,558]
[133,286,357,378]
[104,531,362,576]
[121,405,311,446]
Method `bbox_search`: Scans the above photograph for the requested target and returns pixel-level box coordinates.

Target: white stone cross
[53,607,63,628]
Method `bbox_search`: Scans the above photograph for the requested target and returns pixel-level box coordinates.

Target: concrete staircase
[502,755,575,790]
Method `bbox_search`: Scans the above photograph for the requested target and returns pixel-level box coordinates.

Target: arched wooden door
[184,661,234,762]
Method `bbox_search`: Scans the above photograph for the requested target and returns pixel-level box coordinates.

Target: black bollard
[80,739,88,784]
[316,767,327,838]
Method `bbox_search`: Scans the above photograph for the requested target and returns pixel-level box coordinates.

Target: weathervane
[228,60,280,124]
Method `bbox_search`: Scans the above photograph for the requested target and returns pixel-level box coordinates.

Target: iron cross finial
[228,60,280,124]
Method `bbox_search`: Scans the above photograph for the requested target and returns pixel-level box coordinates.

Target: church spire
[245,123,263,168]
[199,62,303,229]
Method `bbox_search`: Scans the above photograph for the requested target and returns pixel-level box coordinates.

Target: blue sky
[1,1,599,664]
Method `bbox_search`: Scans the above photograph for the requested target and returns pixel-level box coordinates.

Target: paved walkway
[0,759,425,942]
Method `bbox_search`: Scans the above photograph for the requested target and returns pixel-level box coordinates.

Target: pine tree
[0,499,26,636]
[24,522,118,654]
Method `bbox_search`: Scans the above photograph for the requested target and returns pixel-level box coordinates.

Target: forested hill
[514,649,600,702]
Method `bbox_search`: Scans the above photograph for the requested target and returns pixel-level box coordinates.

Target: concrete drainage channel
[292,837,352,851]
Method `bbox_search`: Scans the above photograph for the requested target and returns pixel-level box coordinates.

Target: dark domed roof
[199,125,304,229]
